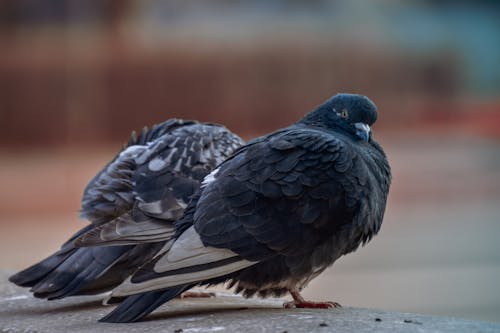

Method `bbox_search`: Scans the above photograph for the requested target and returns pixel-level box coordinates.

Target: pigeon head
[300,93,378,141]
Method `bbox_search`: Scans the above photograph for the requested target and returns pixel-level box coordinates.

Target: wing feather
[110,226,255,297]
[74,211,175,247]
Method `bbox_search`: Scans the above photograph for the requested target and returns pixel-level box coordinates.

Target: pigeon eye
[340,110,349,119]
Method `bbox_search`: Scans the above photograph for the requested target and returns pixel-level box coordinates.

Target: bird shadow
[0,298,104,316]
[143,304,285,323]
[40,299,105,313]
[1,294,285,322]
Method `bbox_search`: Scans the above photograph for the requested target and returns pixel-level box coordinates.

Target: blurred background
[0,0,499,323]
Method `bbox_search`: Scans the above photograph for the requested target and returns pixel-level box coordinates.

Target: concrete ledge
[1,270,499,333]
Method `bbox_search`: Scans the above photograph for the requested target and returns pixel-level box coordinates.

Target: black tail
[35,246,133,299]
[9,247,76,288]
[10,243,133,299]
[100,284,193,323]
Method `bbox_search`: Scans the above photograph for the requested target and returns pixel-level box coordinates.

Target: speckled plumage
[101,93,391,323]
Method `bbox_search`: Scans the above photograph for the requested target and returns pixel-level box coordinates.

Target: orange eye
[340,109,349,119]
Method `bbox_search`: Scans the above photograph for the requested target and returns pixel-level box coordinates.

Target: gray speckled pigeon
[100,93,392,323]
[9,119,245,299]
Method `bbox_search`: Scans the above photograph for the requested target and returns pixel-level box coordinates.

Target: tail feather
[10,225,165,300]
[34,258,110,300]
[99,284,193,323]
[76,242,166,296]
[28,245,132,299]
[9,247,76,287]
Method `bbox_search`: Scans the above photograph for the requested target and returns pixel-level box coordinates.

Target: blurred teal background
[0,0,499,323]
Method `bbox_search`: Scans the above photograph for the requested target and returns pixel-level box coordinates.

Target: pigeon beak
[354,123,371,141]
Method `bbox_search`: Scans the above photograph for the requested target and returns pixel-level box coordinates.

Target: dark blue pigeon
[100,93,392,323]
[9,119,245,300]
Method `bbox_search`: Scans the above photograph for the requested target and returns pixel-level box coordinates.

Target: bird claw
[283,300,341,309]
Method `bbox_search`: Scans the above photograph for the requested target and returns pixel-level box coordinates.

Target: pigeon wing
[80,119,195,225]
[76,122,244,247]
[109,226,255,297]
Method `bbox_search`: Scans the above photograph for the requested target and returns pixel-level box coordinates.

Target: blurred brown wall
[0,35,460,147]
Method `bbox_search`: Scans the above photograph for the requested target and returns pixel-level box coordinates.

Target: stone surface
[1,270,499,333]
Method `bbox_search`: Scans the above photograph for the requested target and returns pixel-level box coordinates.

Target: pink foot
[285,288,341,309]
[180,291,216,299]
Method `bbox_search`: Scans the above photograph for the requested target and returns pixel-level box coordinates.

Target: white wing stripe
[155,226,239,272]
[111,260,254,297]
[109,226,257,297]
